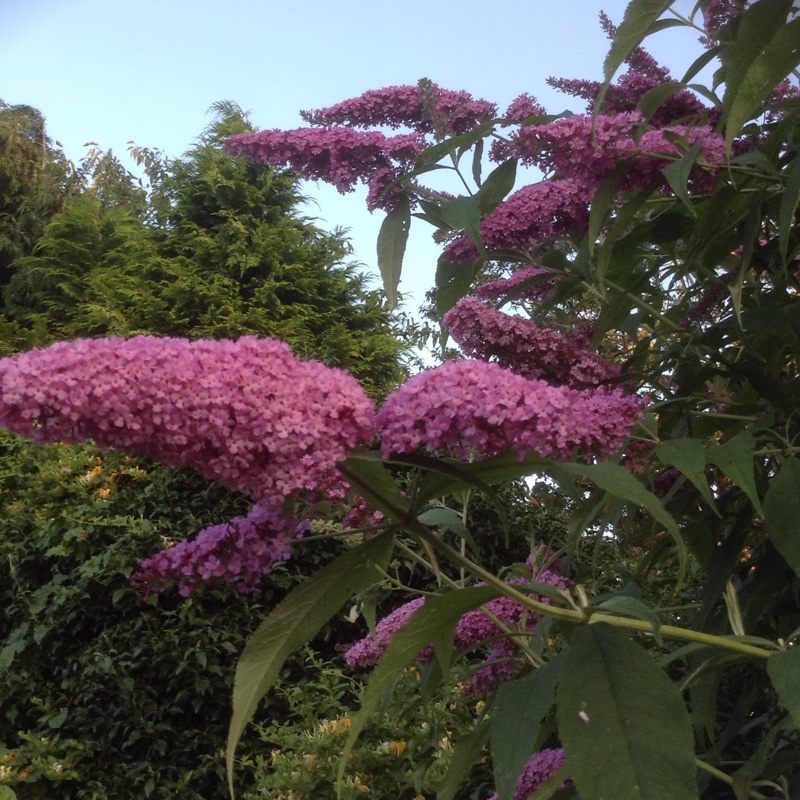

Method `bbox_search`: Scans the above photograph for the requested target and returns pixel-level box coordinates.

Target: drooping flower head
[0,336,375,504]
[226,127,426,210]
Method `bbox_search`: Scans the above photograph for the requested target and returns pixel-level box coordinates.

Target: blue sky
[1,0,706,311]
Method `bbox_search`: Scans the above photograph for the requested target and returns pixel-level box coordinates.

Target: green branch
[408,520,774,661]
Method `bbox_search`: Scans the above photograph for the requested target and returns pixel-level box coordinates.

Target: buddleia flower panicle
[131,504,308,597]
[444,296,621,389]
[375,359,642,462]
[299,83,496,136]
[0,335,375,505]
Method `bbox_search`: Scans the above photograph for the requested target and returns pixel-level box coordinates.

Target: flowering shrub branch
[2,1,800,799]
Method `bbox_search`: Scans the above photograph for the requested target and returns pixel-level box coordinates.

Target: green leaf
[767,648,800,728]
[0,788,17,800]
[595,596,663,645]
[437,717,492,800]
[337,585,500,792]
[601,0,672,86]
[415,119,498,166]
[655,438,719,513]
[376,194,410,310]
[661,141,703,213]
[681,45,722,84]
[588,164,629,259]
[554,463,678,536]
[492,661,561,800]
[472,138,484,186]
[723,10,800,150]
[417,507,478,553]
[435,252,484,316]
[557,624,697,800]
[415,450,546,504]
[637,81,686,122]
[439,194,483,250]
[339,452,410,520]
[706,431,764,517]
[764,457,800,578]
[779,153,800,265]
[479,158,517,217]
[226,531,395,797]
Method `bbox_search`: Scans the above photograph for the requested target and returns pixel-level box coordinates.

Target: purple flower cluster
[547,73,705,124]
[440,179,592,263]
[513,113,642,188]
[299,83,497,136]
[487,748,568,800]
[345,567,571,692]
[512,114,726,196]
[226,127,426,210]
[131,504,307,597]
[444,297,620,389]
[344,596,428,668]
[702,0,745,35]
[0,336,375,505]
[480,179,593,248]
[502,94,546,125]
[375,359,642,461]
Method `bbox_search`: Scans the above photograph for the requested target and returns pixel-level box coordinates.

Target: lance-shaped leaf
[706,431,764,517]
[764,457,800,578]
[226,531,396,797]
[722,9,800,151]
[377,194,410,310]
[439,193,483,249]
[339,452,410,520]
[553,462,679,536]
[479,158,516,217]
[655,438,718,513]
[661,141,702,213]
[435,252,484,316]
[492,661,561,800]
[557,624,697,800]
[767,648,800,728]
[597,0,672,111]
[417,506,478,553]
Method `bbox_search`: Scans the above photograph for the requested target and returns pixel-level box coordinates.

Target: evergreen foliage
[2,102,405,398]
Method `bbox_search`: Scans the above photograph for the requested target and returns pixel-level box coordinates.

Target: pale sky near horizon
[1,0,707,313]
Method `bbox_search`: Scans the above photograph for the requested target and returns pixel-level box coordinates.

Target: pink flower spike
[376,359,642,462]
[0,336,375,504]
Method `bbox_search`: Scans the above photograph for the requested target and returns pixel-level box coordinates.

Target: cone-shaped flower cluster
[444,296,620,389]
[376,359,641,461]
[0,335,375,504]
[299,83,496,135]
[131,504,308,597]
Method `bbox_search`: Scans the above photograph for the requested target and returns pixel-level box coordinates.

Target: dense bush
[0,434,265,797]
